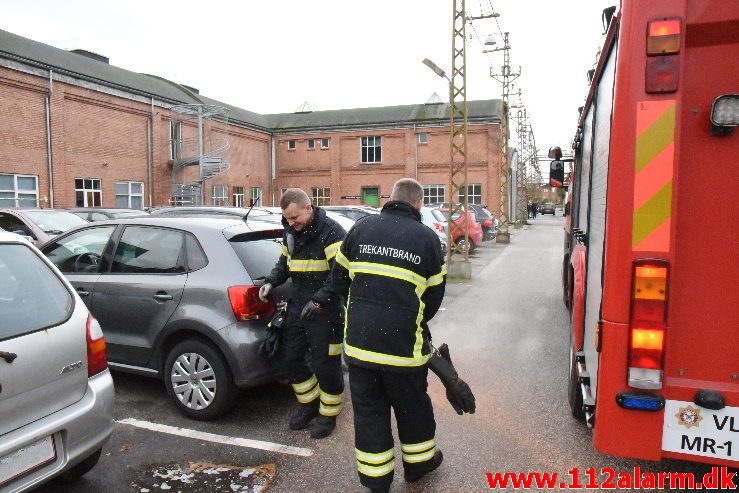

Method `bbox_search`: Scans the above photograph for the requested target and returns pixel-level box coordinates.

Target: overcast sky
[3,0,616,157]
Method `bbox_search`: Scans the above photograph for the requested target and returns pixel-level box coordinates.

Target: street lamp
[422,58,450,82]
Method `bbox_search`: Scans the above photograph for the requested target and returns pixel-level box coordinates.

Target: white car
[0,231,114,491]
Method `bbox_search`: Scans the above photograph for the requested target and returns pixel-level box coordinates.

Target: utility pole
[447,0,471,278]
[515,106,528,227]
[488,32,519,243]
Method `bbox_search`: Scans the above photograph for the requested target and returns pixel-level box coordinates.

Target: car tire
[62,448,102,480]
[456,238,474,253]
[164,339,237,421]
[568,338,586,421]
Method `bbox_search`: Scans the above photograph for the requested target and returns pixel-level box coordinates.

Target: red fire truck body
[552,0,738,467]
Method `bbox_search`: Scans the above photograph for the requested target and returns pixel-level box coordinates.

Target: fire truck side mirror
[550,160,566,188]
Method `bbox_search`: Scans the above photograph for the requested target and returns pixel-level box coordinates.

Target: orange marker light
[647,18,681,55]
[631,328,664,351]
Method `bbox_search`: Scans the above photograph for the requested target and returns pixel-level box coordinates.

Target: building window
[0,174,39,207]
[321,138,330,149]
[115,181,144,209]
[459,183,483,204]
[212,185,228,206]
[287,140,296,150]
[170,121,182,160]
[307,139,316,150]
[418,132,429,144]
[75,178,102,207]
[233,186,245,207]
[423,184,445,205]
[312,187,331,206]
[361,136,382,163]
[251,187,262,206]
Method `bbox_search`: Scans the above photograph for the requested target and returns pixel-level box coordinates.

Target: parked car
[420,206,448,256]
[466,204,499,240]
[68,207,148,222]
[323,205,380,222]
[0,231,114,491]
[0,208,88,246]
[435,208,484,253]
[540,203,556,215]
[40,216,290,420]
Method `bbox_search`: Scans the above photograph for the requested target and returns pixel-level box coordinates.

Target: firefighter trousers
[348,364,437,490]
[277,301,344,417]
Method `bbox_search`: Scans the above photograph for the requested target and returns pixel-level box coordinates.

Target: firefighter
[303,178,446,492]
[259,188,346,439]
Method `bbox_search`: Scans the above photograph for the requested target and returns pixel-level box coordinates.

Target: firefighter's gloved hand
[428,343,476,415]
[300,301,324,321]
[258,283,272,303]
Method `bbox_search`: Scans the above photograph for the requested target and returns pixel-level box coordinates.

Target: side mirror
[550,160,566,188]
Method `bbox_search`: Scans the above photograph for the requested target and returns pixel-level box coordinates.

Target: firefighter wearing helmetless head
[304,178,446,492]
[259,188,346,439]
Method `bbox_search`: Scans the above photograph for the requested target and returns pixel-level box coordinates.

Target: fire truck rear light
[628,368,663,390]
[634,266,667,301]
[710,94,739,135]
[645,56,679,94]
[616,391,665,411]
[631,328,664,350]
[647,18,681,55]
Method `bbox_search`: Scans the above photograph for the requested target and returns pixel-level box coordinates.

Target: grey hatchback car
[0,231,114,491]
[40,217,289,420]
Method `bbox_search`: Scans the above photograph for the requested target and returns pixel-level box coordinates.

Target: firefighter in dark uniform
[259,188,346,439]
[304,178,446,492]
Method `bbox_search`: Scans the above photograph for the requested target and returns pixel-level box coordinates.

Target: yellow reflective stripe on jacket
[350,261,426,288]
[344,342,431,367]
[289,258,330,272]
[328,343,343,356]
[324,241,342,261]
[356,448,394,464]
[335,250,350,270]
[281,244,288,256]
[427,263,447,288]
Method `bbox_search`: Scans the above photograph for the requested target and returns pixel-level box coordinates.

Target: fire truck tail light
[628,261,669,389]
[646,56,679,94]
[647,18,681,55]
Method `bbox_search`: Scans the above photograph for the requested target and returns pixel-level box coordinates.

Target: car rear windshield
[24,210,87,234]
[228,237,283,281]
[0,244,73,339]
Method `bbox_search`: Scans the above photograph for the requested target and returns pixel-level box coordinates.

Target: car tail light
[645,17,681,94]
[433,222,444,233]
[483,219,492,228]
[229,285,276,321]
[628,260,669,389]
[86,314,108,377]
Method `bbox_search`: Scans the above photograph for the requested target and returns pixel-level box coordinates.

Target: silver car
[0,231,114,492]
[0,208,88,246]
[40,216,290,421]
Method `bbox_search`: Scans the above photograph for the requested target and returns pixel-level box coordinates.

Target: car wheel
[164,339,237,421]
[568,338,585,421]
[455,238,472,253]
[62,448,102,480]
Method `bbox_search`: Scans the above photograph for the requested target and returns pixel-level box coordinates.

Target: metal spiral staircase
[169,104,230,205]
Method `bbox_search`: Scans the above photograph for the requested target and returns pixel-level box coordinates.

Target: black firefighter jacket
[314,201,446,371]
[266,206,346,309]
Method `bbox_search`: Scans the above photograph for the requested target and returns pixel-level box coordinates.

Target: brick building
[0,28,505,213]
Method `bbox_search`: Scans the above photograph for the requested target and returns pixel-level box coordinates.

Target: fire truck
[548,0,738,467]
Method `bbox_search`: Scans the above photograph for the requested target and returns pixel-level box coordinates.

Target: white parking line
[116,418,313,457]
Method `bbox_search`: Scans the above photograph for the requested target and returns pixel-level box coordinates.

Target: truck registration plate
[662,400,738,462]
[0,435,56,486]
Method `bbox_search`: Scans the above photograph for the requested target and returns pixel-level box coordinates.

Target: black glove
[259,327,280,359]
[300,300,324,321]
[428,343,476,415]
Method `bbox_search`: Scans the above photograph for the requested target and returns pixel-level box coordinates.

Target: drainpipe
[45,69,54,208]
[271,136,276,206]
[413,123,418,180]
[147,97,154,207]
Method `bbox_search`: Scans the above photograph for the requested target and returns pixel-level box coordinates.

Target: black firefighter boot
[289,401,319,430]
[310,415,336,439]
[404,449,444,483]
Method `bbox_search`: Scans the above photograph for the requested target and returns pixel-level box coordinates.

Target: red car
[436,209,483,253]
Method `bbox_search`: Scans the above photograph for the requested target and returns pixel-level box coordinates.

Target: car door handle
[76,288,90,297]
[153,293,173,302]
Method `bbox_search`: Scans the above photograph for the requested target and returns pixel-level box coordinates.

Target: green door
[361,187,379,207]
